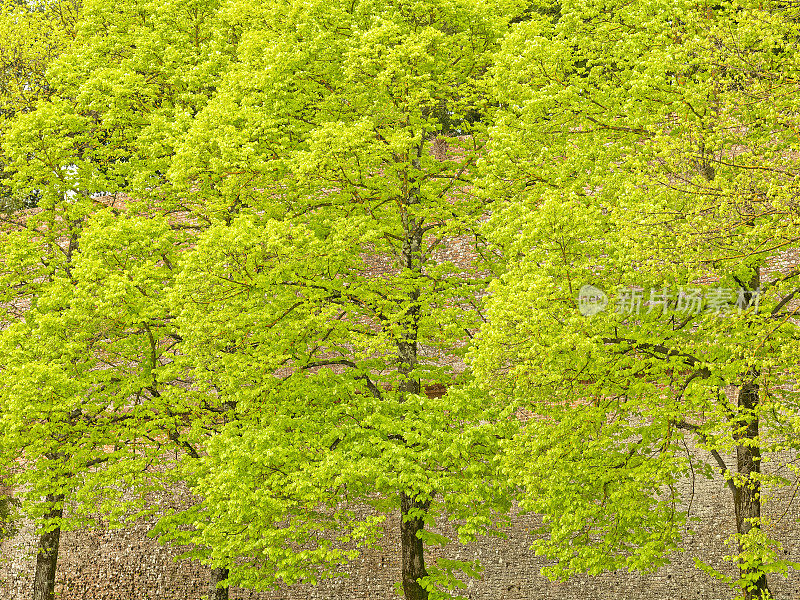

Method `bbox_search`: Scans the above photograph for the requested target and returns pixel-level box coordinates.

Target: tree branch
[674,420,737,497]
[302,359,384,400]
[601,337,704,367]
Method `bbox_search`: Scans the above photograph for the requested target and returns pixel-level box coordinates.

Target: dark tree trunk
[398,328,427,600]
[395,140,433,600]
[397,337,428,599]
[731,272,770,600]
[207,567,229,600]
[734,379,770,600]
[32,494,63,600]
[400,492,432,600]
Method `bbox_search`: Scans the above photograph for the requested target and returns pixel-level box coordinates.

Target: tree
[149,0,523,598]
[2,0,524,598]
[0,209,193,600]
[0,0,238,596]
[474,1,800,598]
[0,0,80,211]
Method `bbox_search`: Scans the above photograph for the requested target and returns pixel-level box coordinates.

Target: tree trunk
[398,324,427,600]
[396,140,432,600]
[731,272,769,600]
[397,345,428,599]
[207,567,229,600]
[400,492,431,600]
[32,494,63,600]
[734,378,770,600]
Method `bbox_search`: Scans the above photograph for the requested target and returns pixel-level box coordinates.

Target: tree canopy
[475,1,800,598]
[1,1,799,600]
[1,0,522,599]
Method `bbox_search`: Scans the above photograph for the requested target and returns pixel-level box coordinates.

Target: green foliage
[0,0,524,597]
[419,557,483,600]
[0,0,79,211]
[0,0,234,559]
[475,0,800,595]
[0,210,183,528]
[147,0,523,586]
[694,525,800,600]
[3,0,797,598]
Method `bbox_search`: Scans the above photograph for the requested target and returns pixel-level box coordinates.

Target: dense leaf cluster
[0,1,798,600]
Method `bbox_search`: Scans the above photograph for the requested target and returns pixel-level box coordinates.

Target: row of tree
[0,1,798,600]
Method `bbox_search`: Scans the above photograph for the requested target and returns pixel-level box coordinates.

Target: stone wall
[2,446,799,600]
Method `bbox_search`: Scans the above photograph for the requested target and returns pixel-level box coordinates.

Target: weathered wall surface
[2,448,799,600]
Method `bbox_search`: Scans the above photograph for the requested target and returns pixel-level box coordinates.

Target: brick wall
[3,444,799,600]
